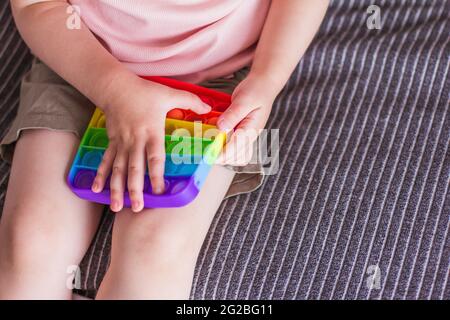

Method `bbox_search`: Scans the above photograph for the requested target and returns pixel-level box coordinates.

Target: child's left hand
[216,74,276,166]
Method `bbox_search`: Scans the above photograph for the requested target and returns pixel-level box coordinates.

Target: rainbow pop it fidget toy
[67,76,230,208]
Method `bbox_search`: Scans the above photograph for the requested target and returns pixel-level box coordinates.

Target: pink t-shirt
[69,0,271,83]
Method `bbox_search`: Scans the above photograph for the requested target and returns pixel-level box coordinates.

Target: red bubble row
[198,96,230,112]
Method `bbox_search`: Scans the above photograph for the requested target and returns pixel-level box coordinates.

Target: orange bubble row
[167,109,220,126]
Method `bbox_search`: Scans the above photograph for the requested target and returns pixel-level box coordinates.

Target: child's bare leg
[96,165,235,299]
[0,130,103,299]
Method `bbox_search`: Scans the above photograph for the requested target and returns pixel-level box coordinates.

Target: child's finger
[217,103,252,131]
[216,120,259,166]
[216,132,237,165]
[92,144,116,193]
[176,91,212,114]
[127,143,146,212]
[146,133,166,195]
[216,133,242,165]
[109,149,128,212]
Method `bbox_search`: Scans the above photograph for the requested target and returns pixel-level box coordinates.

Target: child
[0,0,329,299]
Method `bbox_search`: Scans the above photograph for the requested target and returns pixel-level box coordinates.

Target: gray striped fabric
[0,0,449,299]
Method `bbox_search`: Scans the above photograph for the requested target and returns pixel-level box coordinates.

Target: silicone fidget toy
[67,76,230,208]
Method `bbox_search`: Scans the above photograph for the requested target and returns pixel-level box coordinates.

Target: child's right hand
[91,75,211,212]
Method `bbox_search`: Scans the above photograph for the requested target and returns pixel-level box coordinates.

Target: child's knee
[0,203,66,273]
[113,211,199,266]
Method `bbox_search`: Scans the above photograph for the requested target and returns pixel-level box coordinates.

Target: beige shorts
[0,58,263,198]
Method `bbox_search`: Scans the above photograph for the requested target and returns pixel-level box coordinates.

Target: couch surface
[0,0,449,299]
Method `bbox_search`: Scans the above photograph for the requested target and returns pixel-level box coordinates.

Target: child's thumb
[177,91,211,114]
[217,103,249,131]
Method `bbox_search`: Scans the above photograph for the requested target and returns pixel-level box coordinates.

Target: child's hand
[216,74,275,166]
[92,76,211,212]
